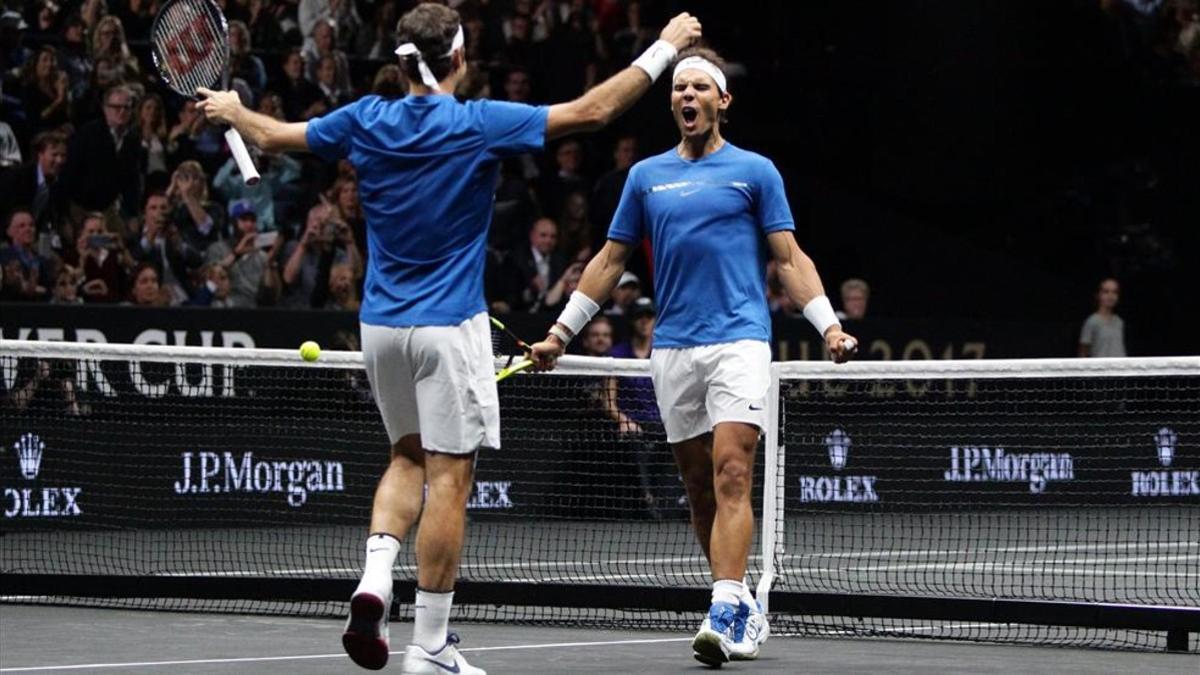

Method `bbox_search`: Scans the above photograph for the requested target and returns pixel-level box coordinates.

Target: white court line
[0,637,693,672]
[783,541,1200,561]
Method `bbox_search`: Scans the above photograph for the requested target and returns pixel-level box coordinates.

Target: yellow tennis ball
[299,341,321,362]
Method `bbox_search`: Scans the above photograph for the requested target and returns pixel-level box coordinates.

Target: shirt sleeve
[478,100,549,157]
[1079,315,1097,345]
[756,158,795,234]
[606,166,645,244]
[305,100,360,162]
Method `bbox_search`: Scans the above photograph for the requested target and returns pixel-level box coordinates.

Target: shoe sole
[692,631,729,668]
[343,593,389,670]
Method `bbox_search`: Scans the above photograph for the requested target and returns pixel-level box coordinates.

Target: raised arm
[545,13,701,140]
[196,88,309,153]
[767,230,858,363]
[529,239,635,369]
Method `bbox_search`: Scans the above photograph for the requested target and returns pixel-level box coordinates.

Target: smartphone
[254,231,279,249]
[87,234,115,249]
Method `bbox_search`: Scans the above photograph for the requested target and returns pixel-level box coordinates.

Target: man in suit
[505,217,567,311]
[0,130,68,232]
[60,85,144,221]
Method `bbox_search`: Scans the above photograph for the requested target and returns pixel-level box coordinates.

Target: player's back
[305,94,548,327]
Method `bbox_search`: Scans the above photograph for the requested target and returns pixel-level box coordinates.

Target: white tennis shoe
[692,601,747,667]
[729,600,769,660]
[401,633,486,674]
[342,590,391,670]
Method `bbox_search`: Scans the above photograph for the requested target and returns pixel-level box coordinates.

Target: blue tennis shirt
[607,143,796,348]
[306,95,548,326]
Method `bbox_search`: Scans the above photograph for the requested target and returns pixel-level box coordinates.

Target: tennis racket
[150,0,260,185]
[491,316,534,383]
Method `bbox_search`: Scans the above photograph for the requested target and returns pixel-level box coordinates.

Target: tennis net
[1,341,1197,652]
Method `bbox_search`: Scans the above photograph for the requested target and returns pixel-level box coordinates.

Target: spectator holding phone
[205,199,283,308]
[189,262,235,308]
[280,202,362,308]
[128,192,203,305]
[166,161,225,252]
[61,211,131,303]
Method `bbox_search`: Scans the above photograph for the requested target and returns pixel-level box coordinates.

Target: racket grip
[224,128,261,186]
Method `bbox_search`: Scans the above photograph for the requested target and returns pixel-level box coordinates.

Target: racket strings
[153,1,227,95]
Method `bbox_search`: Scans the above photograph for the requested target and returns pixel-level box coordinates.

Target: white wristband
[553,291,601,344]
[548,324,572,345]
[632,40,678,83]
[802,295,840,338]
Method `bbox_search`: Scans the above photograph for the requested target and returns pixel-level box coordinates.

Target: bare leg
[673,433,715,561]
[415,451,476,591]
[708,422,759,581]
[369,434,425,539]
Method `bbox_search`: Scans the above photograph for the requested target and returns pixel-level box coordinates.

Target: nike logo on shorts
[368,548,388,553]
[424,657,460,673]
[748,404,763,411]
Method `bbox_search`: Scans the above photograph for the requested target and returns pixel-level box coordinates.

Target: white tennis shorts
[650,340,771,443]
[360,312,499,454]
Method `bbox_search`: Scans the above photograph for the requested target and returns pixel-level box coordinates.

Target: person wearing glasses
[61,84,146,221]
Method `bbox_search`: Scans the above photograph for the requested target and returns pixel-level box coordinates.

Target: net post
[756,363,783,612]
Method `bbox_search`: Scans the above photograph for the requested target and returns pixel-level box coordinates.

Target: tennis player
[197,4,701,672]
[530,46,857,667]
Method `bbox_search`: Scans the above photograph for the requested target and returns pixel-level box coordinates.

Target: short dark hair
[674,45,730,123]
[32,130,67,154]
[395,3,461,85]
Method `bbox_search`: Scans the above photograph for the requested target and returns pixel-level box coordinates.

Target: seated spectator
[558,190,594,261]
[313,54,353,110]
[273,49,325,122]
[299,0,361,52]
[605,270,641,317]
[166,160,225,252]
[19,46,71,134]
[137,93,169,179]
[212,148,301,234]
[324,262,360,311]
[0,130,68,234]
[228,20,268,92]
[303,20,352,101]
[205,200,283,308]
[280,203,360,308]
[504,217,567,311]
[166,100,206,167]
[50,264,83,304]
[90,15,140,82]
[125,261,170,307]
[542,260,584,313]
[1079,278,1128,357]
[371,64,404,98]
[537,138,589,218]
[0,208,55,301]
[127,192,204,305]
[60,212,130,303]
[189,262,235,308]
[57,14,93,102]
[60,84,144,220]
[837,278,870,321]
[327,177,365,259]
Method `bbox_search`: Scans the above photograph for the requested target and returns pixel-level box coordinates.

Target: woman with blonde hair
[91,16,141,80]
[166,160,225,252]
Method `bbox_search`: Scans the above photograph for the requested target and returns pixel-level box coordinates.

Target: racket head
[150,0,230,97]
[495,358,534,383]
[490,316,532,381]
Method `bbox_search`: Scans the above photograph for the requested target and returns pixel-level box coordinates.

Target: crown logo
[1155,427,1177,468]
[15,433,45,480]
[825,428,850,471]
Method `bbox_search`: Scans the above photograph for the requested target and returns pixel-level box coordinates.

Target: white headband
[672,56,727,93]
[395,25,465,92]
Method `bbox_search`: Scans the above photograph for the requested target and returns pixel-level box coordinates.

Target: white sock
[355,533,400,598]
[711,579,744,607]
[413,589,453,653]
[740,576,758,609]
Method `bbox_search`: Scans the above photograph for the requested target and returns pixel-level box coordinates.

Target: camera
[87,234,116,249]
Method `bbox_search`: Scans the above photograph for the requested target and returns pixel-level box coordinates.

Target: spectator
[1079,278,1128,357]
[57,14,93,102]
[205,200,282,308]
[313,53,352,110]
[0,10,31,78]
[539,3,600,101]
[128,192,203,304]
[605,270,641,317]
[50,264,83,304]
[303,20,352,100]
[505,217,567,311]
[114,0,156,40]
[324,262,360,311]
[327,176,365,256]
[229,20,268,92]
[537,138,589,219]
[357,2,399,60]
[591,133,638,237]
[60,211,130,303]
[212,147,300,234]
[0,130,68,233]
[371,64,404,98]
[125,261,169,307]
[273,50,325,122]
[280,202,361,308]
[166,160,225,252]
[496,11,536,69]
[611,0,653,62]
[608,297,674,519]
[60,84,144,220]
[557,189,594,261]
[502,66,533,102]
[299,0,360,52]
[0,208,55,301]
[19,46,71,134]
[837,278,870,321]
[0,120,20,167]
[542,259,584,313]
[189,262,235,308]
[90,15,140,82]
[137,93,169,178]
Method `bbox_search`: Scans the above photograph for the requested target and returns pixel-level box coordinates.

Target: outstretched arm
[767,230,857,363]
[545,13,701,140]
[196,88,309,153]
[529,239,635,369]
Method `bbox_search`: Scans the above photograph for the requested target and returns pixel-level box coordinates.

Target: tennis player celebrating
[530,46,857,667]
[197,4,700,673]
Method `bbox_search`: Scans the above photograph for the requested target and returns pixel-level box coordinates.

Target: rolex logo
[15,433,44,480]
